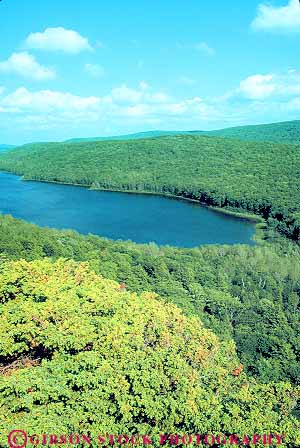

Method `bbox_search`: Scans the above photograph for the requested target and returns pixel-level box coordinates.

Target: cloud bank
[252,0,300,33]
[1,70,300,139]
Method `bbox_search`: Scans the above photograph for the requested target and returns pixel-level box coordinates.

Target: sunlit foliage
[0,259,299,446]
[1,215,300,384]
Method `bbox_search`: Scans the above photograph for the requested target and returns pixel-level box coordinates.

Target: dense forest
[1,133,300,240]
[65,119,300,144]
[0,214,300,386]
[1,122,300,445]
[206,120,300,144]
[0,257,299,447]
[65,130,195,143]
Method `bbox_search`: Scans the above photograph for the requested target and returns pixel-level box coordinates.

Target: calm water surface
[0,172,256,247]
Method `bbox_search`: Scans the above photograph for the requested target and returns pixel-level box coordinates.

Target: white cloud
[238,71,300,100]
[24,27,92,53]
[120,104,151,117]
[110,85,143,104]
[239,74,276,99]
[162,97,216,118]
[112,97,212,119]
[252,0,300,33]
[139,81,149,91]
[84,63,105,78]
[147,92,169,104]
[2,71,300,137]
[194,42,215,56]
[1,87,100,114]
[0,83,212,133]
[110,84,169,105]
[0,52,56,81]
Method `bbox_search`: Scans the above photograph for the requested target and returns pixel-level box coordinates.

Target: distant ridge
[0,144,15,151]
[4,120,300,148]
[65,130,203,143]
[64,120,300,145]
[205,120,300,144]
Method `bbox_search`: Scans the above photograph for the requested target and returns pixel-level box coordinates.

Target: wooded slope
[0,134,299,239]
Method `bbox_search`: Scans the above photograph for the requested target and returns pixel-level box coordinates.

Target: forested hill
[0,134,300,240]
[65,130,202,142]
[64,120,300,144]
[1,213,300,384]
[206,120,300,144]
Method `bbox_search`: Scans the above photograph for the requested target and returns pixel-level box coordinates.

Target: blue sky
[0,0,300,144]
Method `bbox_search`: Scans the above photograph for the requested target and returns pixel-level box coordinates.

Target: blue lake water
[0,172,256,247]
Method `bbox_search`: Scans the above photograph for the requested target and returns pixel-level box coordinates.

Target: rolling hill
[206,120,300,144]
[1,123,300,442]
[65,129,202,142]
[0,133,299,240]
[64,120,300,144]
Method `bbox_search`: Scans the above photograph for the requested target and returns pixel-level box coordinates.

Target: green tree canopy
[0,259,299,446]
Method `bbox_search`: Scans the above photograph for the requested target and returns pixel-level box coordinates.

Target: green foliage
[1,215,300,384]
[65,119,300,144]
[0,258,299,447]
[65,130,196,142]
[206,120,300,144]
[1,121,300,443]
[1,132,300,239]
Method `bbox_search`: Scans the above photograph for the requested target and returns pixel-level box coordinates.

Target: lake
[0,172,256,247]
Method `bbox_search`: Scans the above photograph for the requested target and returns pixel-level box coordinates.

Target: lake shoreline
[0,170,262,245]
[17,175,263,222]
[20,175,265,243]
